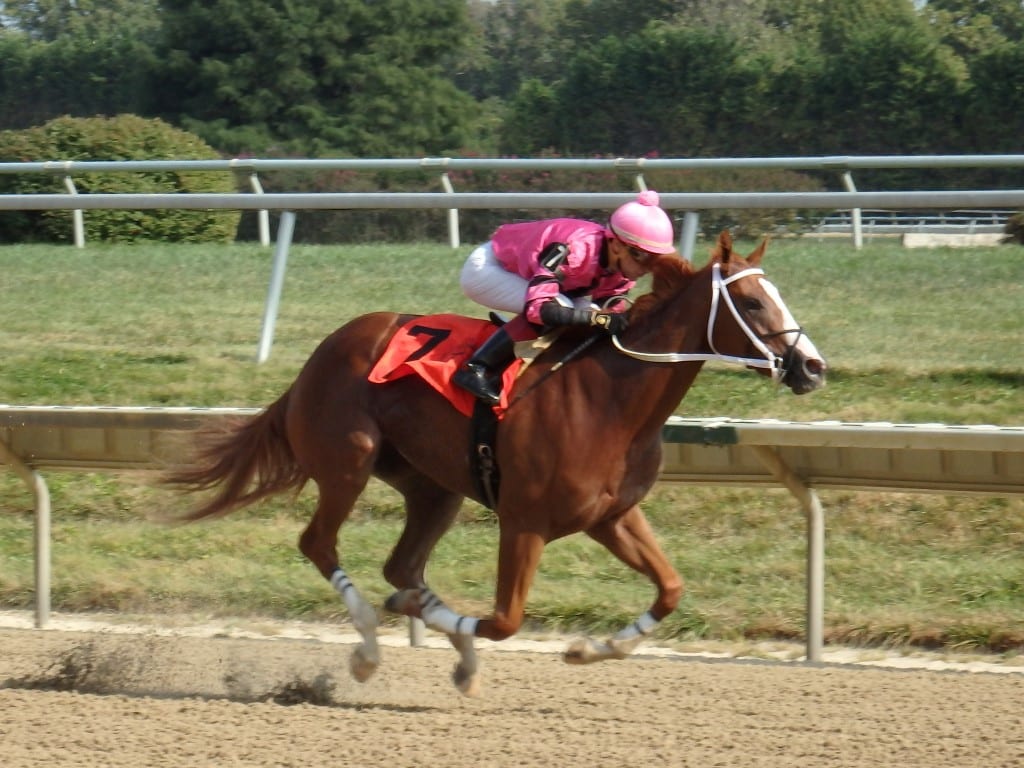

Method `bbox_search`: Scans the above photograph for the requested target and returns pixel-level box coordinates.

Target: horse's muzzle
[783,354,827,395]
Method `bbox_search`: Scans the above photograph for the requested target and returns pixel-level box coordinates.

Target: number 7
[405,325,451,362]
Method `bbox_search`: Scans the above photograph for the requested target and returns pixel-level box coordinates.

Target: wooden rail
[3,405,1023,662]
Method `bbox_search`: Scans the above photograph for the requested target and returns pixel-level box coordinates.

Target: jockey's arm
[539,300,628,334]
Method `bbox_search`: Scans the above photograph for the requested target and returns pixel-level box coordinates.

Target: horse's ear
[713,230,734,263]
[747,236,769,266]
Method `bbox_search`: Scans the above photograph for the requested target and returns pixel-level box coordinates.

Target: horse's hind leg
[380,475,462,591]
[379,476,483,694]
[299,468,381,683]
[565,504,684,664]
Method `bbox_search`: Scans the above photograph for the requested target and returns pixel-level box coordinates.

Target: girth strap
[470,399,500,509]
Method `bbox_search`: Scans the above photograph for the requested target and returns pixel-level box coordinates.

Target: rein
[611,263,800,381]
[508,263,801,407]
[508,333,602,406]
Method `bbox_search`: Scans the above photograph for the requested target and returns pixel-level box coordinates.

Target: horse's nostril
[805,358,826,378]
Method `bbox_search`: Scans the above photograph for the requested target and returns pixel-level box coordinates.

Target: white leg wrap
[419,589,479,637]
[612,610,659,643]
[330,568,379,682]
[330,568,364,615]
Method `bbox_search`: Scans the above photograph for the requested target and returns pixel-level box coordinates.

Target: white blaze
[758,278,823,361]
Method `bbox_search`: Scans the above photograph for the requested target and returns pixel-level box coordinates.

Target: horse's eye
[741,298,763,312]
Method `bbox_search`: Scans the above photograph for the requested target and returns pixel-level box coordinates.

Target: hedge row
[0,115,240,244]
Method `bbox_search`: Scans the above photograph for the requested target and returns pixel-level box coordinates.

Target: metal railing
[813,208,1015,235]
[2,405,1022,662]
[2,154,1022,250]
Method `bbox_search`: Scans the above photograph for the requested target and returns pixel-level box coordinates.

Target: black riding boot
[452,327,515,406]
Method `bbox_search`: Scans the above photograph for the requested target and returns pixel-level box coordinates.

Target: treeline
[2,1,1022,164]
[0,0,1021,242]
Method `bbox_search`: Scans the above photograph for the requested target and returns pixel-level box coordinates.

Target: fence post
[256,211,296,364]
[440,173,460,249]
[679,211,700,262]
[62,175,85,248]
[0,439,51,628]
[751,445,824,663]
[248,172,271,247]
[841,171,863,250]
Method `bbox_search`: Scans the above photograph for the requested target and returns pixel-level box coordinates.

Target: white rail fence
[2,153,1022,251]
[2,405,1022,663]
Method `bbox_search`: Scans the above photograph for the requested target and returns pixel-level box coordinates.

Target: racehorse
[164,230,826,696]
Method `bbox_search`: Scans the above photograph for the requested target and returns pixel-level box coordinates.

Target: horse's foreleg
[566,505,684,664]
[389,529,544,639]
[384,586,483,695]
[447,632,481,697]
[385,528,545,695]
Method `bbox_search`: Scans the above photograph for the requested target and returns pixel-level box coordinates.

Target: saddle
[369,314,553,509]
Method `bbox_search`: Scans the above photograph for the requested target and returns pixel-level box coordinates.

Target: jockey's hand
[590,311,628,335]
[538,300,628,334]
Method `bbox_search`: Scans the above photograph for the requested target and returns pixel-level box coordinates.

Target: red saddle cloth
[367,313,522,418]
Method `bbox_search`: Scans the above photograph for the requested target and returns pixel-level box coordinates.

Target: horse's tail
[163,389,308,521]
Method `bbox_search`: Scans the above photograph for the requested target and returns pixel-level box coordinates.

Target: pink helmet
[608,190,675,254]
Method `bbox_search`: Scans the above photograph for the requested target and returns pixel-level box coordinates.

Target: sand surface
[1,617,1022,768]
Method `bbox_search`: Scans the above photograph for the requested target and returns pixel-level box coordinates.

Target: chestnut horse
[165,231,826,695]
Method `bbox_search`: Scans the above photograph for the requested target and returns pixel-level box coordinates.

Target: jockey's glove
[539,301,629,335]
[590,310,629,335]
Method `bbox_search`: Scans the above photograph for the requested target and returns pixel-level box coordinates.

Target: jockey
[453,189,676,406]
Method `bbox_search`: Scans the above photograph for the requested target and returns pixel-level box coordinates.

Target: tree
[157,0,476,156]
[963,40,1024,154]
[562,0,682,46]
[0,21,158,130]
[811,20,965,161]
[922,0,1024,59]
[817,0,920,53]
[459,0,571,101]
[0,0,160,41]
[505,23,769,157]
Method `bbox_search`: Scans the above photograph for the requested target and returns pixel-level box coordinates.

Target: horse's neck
[601,272,715,434]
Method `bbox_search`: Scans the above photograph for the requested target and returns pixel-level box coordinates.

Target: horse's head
[706,230,826,394]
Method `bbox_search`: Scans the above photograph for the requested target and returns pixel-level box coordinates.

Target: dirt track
[1,625,1022,768]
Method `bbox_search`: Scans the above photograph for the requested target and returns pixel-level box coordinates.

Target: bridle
[611,262,804,382]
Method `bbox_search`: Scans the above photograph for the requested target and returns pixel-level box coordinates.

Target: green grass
[0,238,1022,654]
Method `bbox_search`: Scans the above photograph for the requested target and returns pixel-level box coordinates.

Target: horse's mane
[629,253,697,322]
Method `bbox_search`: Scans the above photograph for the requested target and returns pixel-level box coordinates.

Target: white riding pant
[460,242,526,313]
[460,241,595,314]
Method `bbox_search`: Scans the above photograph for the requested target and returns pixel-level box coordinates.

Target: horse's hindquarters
[370,377,478,498]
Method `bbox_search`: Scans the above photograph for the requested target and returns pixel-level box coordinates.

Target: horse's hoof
[564,637,593,664]
[384,588,419,617]
[453,664,482,697]
[349,646,379,683]
[564,636,610,665]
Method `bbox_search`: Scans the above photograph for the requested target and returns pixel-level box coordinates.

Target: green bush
[0,115,240,243]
